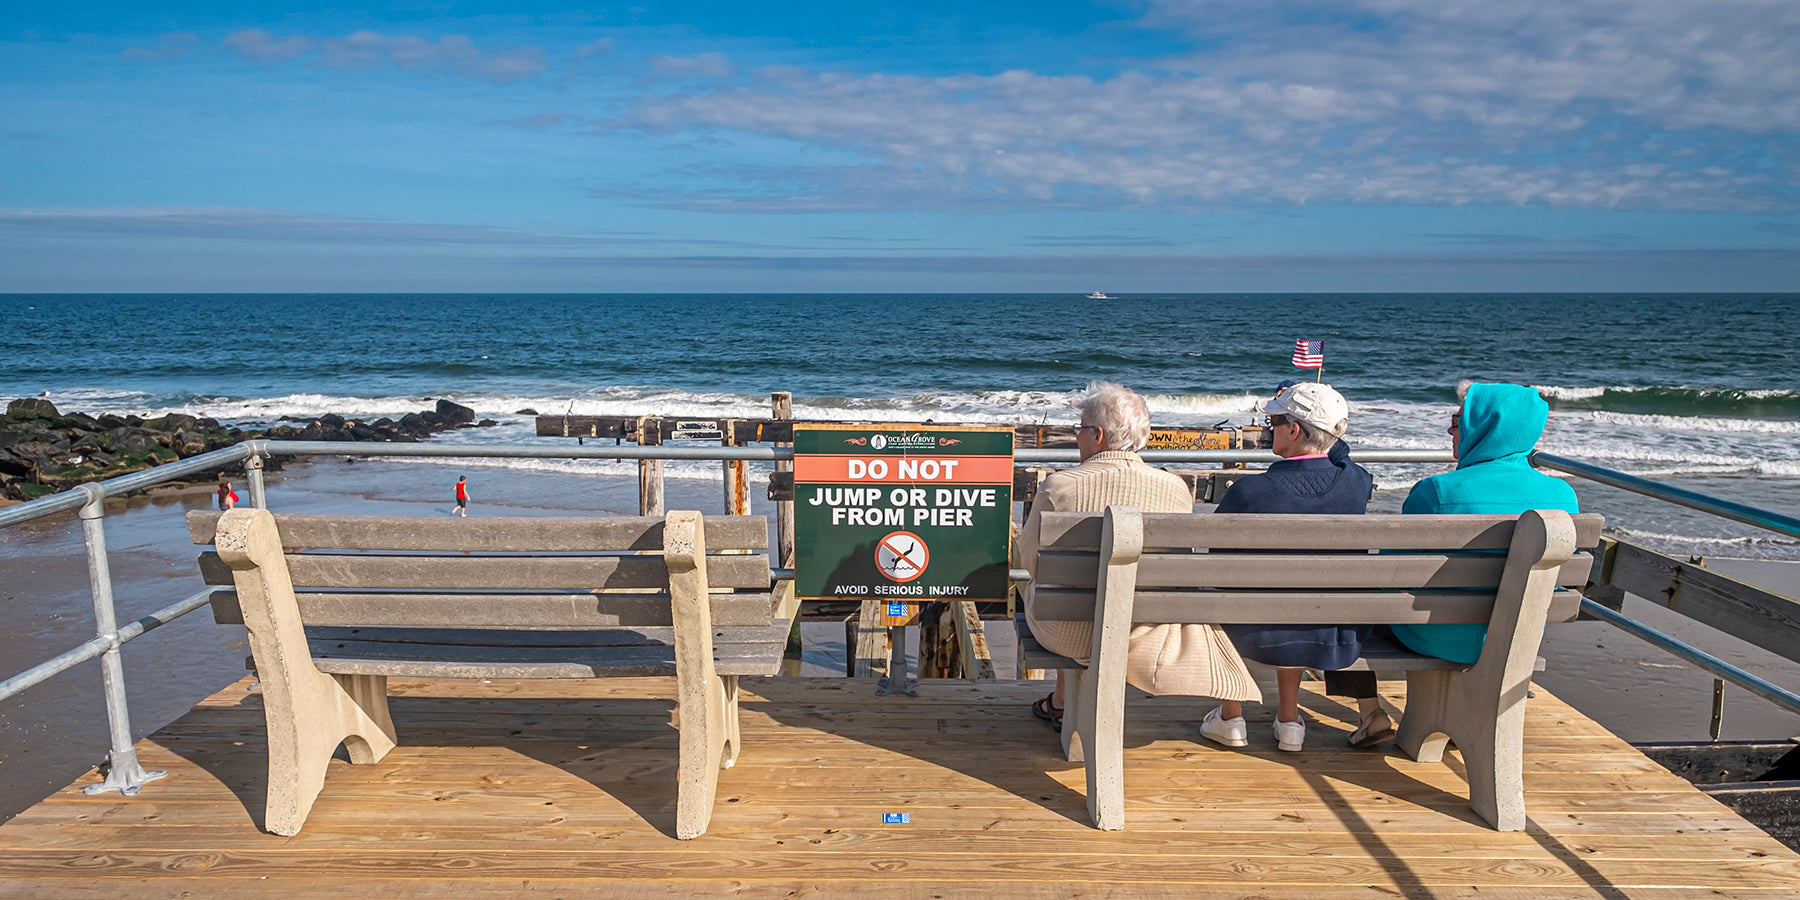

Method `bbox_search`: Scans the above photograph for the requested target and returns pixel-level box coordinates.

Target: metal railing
[2,437,1797,800]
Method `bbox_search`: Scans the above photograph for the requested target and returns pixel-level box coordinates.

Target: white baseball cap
[1258,382,1349,438]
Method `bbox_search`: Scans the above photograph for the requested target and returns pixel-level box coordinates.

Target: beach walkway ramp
[2,676,1798,898]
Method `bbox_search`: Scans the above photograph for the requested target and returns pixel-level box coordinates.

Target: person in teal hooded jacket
[1389,382,1580,665]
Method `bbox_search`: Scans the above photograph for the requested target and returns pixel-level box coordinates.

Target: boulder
[320,413,346,428]
[515,408,539,416]
[174,431,208,455]
[436,399,476,426]
[7,398,59,419]
[142,413,199,433]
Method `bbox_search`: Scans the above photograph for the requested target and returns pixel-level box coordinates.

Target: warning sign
[875,530,929,582]
[794,423,1013,602]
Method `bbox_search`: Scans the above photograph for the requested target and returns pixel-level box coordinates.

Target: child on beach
[216,477,238,511]
[453,475,469,516]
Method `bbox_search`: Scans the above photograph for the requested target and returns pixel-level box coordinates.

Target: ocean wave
[1532,385,1800,419]
[1612,527,1800,549]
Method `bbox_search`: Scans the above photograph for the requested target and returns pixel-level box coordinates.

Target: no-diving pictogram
[875,530,929,583]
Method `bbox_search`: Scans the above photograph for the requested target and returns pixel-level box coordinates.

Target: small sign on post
[793,424,1014,603]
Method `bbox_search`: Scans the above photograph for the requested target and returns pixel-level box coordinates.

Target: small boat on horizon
[1087,291,1109,299]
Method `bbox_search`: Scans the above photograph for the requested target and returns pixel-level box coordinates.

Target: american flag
[1291,339,1324,369]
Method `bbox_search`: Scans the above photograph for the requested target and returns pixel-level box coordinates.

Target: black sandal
[1031,693,1064,733]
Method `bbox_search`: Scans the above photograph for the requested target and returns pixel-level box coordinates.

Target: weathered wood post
[637,416,664,516]
[771,392,804,676]
[722,419,749,517]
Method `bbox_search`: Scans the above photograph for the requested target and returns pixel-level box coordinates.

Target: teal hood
[1456,382,1549,468]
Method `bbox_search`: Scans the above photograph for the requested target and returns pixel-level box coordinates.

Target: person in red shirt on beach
[453,475,469,516]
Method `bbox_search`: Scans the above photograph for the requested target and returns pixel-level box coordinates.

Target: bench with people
[1017,380,1599,832]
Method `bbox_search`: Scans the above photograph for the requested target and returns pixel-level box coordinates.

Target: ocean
[3,292,1800,820]
[5,292,1798,557]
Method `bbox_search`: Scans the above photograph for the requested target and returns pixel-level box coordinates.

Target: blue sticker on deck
[887,602,906,616]
[882,812,910,824]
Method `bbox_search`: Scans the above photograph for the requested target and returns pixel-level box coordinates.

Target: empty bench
[188,508,795,839]
[1018,506,1604,832]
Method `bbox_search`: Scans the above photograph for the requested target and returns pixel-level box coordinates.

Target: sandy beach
[3,453,1798,823]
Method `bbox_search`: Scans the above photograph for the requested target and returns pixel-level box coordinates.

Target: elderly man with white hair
[1017,381,1259,731]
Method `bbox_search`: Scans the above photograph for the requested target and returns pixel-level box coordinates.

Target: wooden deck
[3,676,1798,898]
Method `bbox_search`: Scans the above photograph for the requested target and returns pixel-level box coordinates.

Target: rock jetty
[1,398,492,502]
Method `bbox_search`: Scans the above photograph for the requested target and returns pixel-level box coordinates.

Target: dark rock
[398,413,427,433]
[436,399,476,426]
[372,417,394,428]
[320,413,346,428]
[142,413,199,433]
[0,449,33,478]
[7,398,59,419]
[477,418,498,427]
[174,431,208,455]
[97,414,130,429]
[72,433,104,453]
[515,408,539,416]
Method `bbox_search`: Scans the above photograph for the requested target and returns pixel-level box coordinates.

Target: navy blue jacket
[1215,453,1373,669]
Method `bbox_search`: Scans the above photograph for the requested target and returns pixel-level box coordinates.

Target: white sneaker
[1200,707,1248,748]
[1274,717,1306,752]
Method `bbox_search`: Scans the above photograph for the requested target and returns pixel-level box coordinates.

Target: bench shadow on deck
[3,676,1800,898]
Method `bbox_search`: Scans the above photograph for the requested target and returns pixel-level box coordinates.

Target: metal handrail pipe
[255,441,1459,465]
[1022,449,1457,464]
[0,634,115,703]
[1580,598,1800,717]
[0,444,254,529]
[1534,452,1800,541]
[115,588,227,646]
[255,440,783,461]
[0,586,230,704]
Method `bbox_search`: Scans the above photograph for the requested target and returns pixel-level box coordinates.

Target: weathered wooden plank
[198,551,771,591]
[1601,538,1800,663]
[299,624,791,648]
[187,511,768,552]
[1033,550,1592,591]
[1041,512,1606,552]
[1023,588,1583,625]
[208,591,777,628]
[309,651,782,679]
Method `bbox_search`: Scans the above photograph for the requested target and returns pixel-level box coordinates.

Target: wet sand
[3,455,1797,822]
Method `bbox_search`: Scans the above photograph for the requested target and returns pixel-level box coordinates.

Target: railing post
[244,443,267,509]
[75,484,167,796]
[637,417,664,516]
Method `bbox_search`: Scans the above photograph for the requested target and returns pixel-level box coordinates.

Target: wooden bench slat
[1032,550,1593,591]
[1038,511,1605,551]
[302,623,793,648]
[198,551,771,591]
[207,590,777,628]
[188,511,769,552]
[306,645,785,679]
[1025,587,1584,624]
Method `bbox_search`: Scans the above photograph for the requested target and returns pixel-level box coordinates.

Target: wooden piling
[636,416,664,516]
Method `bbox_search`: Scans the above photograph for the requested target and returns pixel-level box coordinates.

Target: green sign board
[793,424,1014,602]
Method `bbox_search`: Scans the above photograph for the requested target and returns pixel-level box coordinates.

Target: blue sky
[3,0,1799,291]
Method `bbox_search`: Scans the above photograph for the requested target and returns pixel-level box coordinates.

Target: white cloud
[647,52,734,79]
[120,33,198,61]
[222,29,315,62]
[222,29,548,82]
[619,0,1800,213]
